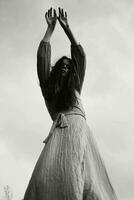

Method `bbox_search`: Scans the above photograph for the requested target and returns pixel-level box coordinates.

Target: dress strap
[43,113,68,144]
[43,105,86,144]
[64,110,86,120]
[71,105,86,119]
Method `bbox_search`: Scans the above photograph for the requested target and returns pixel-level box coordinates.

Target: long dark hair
[44,56,77,112]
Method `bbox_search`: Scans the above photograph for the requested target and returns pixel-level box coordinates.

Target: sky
[0,0,134,199]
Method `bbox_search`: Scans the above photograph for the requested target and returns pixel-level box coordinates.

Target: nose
[62,64,68,69]
[62,64,69,71]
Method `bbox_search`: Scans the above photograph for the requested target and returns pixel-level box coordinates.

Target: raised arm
[58,8,86,93]
[37,8,57,95]
[58,7,77,45]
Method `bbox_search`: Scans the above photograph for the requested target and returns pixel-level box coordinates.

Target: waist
[56,105,86,120]
[43,106,86,144]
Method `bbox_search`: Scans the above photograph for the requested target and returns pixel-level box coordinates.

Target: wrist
[63,23,70,32]
[66,23,69,28]
[43,27,54,42]
[47,24,55,31]
[63,25,70,34]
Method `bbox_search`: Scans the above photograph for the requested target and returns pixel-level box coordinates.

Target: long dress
[23,41,118,200]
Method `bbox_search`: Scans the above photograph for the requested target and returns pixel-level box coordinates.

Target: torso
[45,90,85,121]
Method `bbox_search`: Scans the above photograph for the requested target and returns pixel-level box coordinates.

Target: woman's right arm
[37,8,57,96]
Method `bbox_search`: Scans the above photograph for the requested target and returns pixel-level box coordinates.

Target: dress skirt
[24,106,117,200]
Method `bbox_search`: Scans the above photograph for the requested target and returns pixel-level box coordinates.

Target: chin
[62,74,66,77]
[61,73,67,77]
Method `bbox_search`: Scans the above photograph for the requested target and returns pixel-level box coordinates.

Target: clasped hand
[45,7,69,30]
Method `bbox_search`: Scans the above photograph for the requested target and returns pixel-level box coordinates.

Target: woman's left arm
[58,7,86,93]
[58,7,77,45]
[71,44,86,93]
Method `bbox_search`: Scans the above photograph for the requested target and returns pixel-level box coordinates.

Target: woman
[24,7,118,200]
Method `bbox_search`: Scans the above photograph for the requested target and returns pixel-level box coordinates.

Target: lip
[61,70,68,77]
[62,69,67,72]
[61,68,68,73]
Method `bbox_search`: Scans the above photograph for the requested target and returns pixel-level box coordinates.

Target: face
[61,58,70,77]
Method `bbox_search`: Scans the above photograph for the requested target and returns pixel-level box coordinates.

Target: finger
[59,8,62,20]
[48,8,51,17]
[65,11,67,18]
[54,9,57,18]
[48,9,50,17]
[50,7,52,17]
[45,12,48,20]
[59,7,63,16]
[61,8,64,17]
[49,7,52,17]
[52,8,54,17]
[58,7,61,17]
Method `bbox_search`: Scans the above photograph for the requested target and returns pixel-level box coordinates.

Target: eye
[62,64,68,68]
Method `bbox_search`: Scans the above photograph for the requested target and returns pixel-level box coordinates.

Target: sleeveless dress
[23,41,118,200]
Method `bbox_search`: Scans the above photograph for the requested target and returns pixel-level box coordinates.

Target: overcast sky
[1,0,134,199]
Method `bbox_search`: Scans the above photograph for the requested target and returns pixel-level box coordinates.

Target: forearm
[42,26,55,42]
[63,25,78,45]
[37,41,51,85]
